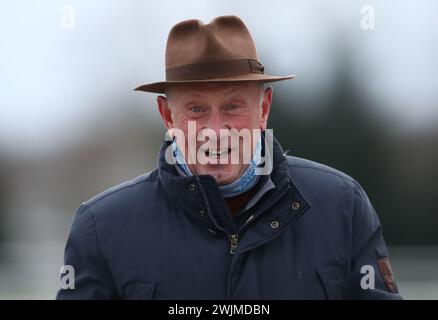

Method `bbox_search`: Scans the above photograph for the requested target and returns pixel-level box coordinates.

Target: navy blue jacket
[56,136,401,299]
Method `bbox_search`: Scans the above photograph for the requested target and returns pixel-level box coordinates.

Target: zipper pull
[229,234,239,254]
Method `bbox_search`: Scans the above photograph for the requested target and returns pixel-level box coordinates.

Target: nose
[200,109,230,138]
[197,110,231,149]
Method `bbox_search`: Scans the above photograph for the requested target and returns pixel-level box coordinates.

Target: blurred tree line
[270,56,438,245]
[0,160,8,260]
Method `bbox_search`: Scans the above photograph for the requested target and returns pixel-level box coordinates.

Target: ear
[157,95,174,131]
[260,86,273,131]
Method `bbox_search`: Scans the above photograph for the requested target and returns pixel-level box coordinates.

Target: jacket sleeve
[56,204,119,299]
[346,180,403,299]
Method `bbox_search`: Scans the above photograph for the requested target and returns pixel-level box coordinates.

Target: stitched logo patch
[377,257,397,293]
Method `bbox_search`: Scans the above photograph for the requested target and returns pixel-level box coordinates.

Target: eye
[189,105,205,113]
[226,104,240,111]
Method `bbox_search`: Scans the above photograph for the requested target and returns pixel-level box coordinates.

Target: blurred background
[0,0,437,299]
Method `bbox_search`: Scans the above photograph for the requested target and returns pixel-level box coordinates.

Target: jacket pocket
[316,266,345,300]
[123,281,156,300]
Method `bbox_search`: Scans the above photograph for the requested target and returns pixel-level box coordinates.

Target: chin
[195,164,242,185]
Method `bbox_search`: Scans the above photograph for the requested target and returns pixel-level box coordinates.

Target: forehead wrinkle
[167,83,264,105]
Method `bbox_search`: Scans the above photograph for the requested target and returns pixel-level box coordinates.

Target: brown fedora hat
[134,15,295,93]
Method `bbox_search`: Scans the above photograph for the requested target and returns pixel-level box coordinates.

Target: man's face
[157,82,272,185]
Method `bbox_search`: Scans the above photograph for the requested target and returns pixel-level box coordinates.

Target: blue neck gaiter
[172,136,262,198]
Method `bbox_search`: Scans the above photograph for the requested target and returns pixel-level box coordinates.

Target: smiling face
[157,81,273,185]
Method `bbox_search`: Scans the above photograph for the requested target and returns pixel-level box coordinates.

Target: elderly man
[57,16,401,299]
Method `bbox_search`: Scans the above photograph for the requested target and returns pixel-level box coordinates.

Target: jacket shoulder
[81,169,159,215]
[285,155,370,229]
[285,155,359,194]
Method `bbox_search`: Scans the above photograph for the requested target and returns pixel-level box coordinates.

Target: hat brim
[133,73,295,94]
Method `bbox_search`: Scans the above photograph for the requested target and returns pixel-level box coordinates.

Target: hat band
[165,59,265,81]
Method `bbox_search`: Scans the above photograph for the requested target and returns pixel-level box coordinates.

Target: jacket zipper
[196,176,291,255]
[195,176,228,234]
[196,177,242,254]
[228,234,239,254]
[228,183,291,254]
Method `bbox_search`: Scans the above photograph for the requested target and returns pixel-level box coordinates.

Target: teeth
[209,149,229,157]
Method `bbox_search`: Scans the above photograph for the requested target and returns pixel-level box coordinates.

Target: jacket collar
[156,133,310,235]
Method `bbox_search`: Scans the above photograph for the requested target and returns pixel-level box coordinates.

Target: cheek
[172,113,191,131]
[227,112,261,130]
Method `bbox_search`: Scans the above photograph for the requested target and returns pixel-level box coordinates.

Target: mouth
[203,148,232,160]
